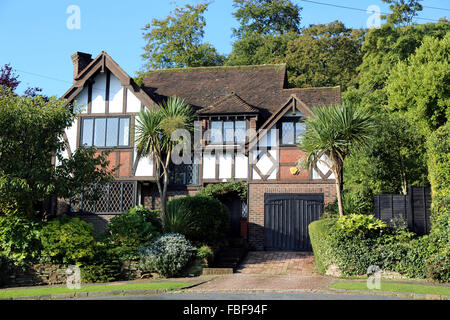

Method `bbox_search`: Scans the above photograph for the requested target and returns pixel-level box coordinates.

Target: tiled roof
[197,92,259,115]
[142,64,340,120]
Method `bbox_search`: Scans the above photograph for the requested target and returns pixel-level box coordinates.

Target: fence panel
[373,186,431,235]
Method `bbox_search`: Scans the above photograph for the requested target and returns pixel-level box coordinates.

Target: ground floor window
[72,181,137,214]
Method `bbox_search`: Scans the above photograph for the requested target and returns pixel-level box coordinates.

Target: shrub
[335,214,387,239]
[197,181,247,201]
[164,196,229,246]
[0,215,42,265]
[138,233,196,278]
[103,205,162,260]
[40,215,97,264]
[309,216,427,277]
[0,254,12,287]
[80,244,122,283]
[197,245,214,266]
[308,218,336,273]
[426,122,450,282]
[323,192,371,217]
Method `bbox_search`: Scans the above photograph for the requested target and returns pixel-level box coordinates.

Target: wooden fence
[373,186,431,235]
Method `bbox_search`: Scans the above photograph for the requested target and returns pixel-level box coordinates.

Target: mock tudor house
[60,51,339,251]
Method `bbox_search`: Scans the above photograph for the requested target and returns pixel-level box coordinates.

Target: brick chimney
[71,52,92,81]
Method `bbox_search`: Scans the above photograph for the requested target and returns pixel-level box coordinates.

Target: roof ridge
[146,63,286,74]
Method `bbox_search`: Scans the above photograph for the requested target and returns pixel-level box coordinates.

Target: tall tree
[225,31,298,66]
[285,21,365,90]
[386,34,450,136]
[232,0,301,39]
[135,96,194,217]
[381,0,423,26]
[344,112,428,204]
[0,88,114,218]
[344,21,450,111]
[298,104,375,217]
[141,3,224,70]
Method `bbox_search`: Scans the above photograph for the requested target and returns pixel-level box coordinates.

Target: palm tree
[135,96,194,216]
[298,104,375,217]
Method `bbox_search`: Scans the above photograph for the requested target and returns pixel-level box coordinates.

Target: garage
[264,194,324,251]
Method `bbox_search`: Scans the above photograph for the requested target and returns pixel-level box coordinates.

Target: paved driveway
[190,251,331,292]
[236,251,316,275]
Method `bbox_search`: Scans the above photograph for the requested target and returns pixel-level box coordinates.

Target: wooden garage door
[264,194,324,251]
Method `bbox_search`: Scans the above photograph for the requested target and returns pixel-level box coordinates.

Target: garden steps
[211,237,249,269]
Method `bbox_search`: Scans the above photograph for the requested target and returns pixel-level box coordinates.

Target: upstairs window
[81,117,130,147]
[281,119,305,145]
[210,120,246,144]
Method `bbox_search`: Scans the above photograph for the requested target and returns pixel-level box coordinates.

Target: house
[60,51,339,251]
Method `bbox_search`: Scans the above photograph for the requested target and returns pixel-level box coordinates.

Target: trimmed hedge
[165,196,229,246]
[309,215,434,279]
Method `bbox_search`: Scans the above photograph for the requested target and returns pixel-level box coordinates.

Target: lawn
[0,282,192,299]
[331,281,450,296]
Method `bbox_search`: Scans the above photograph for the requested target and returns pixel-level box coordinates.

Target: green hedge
[165,196,229,246]
[425,122,450,283]
[308,215,436,279]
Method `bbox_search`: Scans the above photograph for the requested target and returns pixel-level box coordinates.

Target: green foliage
[103,205,162,260]
[40,215,97,264]
[196,245,214,266]
[298,104,375,216]
[308,218,336,273]
[381,0,423,26]
[197,181,247,201]
[141,3,224,70]
[225,32,297,66]
[135,96,194,215]
[387,34,450,136]
[0,87,115,218]
[164,196,229,246]
[343,112,428,208]
[285,21,365,90]
[0,88,71,216]
[323,192,371,217]
[80,243,123,283]
[309,218,437,278]
[0,215,42,265]
[54,146,116,207]
[345,21,450,111]
[138,233,197,278]
[335,214,387,239]
[425,122,450,283]
[231,0,301,39]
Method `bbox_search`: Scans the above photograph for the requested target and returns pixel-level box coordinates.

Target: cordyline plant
[135,96,194,217]
[297,104,375,217]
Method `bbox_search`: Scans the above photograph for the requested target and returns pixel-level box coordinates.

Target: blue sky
[0,0,448,97]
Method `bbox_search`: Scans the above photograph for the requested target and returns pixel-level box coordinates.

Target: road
[72,291,408,300]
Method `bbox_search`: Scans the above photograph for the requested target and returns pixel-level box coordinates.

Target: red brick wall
[247,182,336,250]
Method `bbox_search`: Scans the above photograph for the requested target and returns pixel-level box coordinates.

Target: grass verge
[330,281,450,296]
[0,282,191,299]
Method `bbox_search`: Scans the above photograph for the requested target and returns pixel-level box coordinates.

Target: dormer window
[210,120,246,144]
